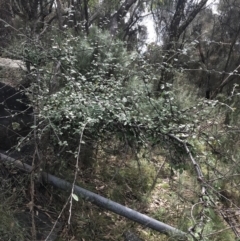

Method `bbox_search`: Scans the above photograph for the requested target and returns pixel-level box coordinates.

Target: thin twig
[30,150,37,241]
[44,195,71,241]
[68,122,88,224]
[148,157,166,195]
[44,122,88,241]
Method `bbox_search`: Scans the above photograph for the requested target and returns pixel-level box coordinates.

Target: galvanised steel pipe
[0,152,188,240]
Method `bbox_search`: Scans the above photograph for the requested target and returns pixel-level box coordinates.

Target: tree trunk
[153,0,209,97]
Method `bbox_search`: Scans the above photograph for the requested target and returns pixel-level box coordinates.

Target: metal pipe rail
[0,152,188,240]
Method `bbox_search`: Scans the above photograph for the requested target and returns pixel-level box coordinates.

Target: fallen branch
[0,152,188,240]
[168,134,209,240]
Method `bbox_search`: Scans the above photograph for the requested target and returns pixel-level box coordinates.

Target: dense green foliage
[1,0,240,240]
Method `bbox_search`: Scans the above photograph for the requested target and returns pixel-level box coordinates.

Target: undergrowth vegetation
[1,18,240,241]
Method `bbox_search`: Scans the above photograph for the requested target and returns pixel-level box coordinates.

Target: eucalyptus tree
[0,0,13,49]
[171,0,240,98]
[172,7,220,97]
[9,0,63,36]
[148,0,209,96]
[63,0,148,49]
[210,0,240,98]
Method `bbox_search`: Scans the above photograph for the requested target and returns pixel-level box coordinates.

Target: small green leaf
[72,194,79,201]
[12,122,21,130]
